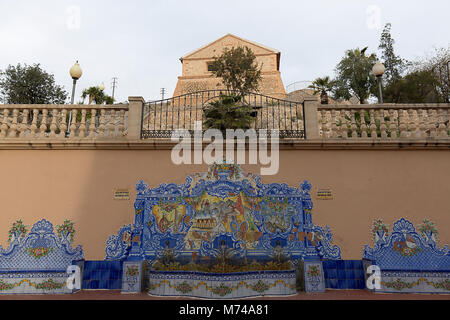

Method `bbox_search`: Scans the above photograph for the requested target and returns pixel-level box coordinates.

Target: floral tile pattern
[0,219,84,294]
[363,218,450,293]
[146,270,296,299]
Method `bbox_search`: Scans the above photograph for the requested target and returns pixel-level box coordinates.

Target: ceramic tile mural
[363,218,450,293]
[0,219,84,294]
[103,163,343,296]
[106,163,342,264]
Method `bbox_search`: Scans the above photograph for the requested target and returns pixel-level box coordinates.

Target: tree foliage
[203,94,254,131]
[383,69,442,103]
[378,23,407,84]
[209,46,262,95]
[81,86,114,104]
[412,47,449,103]
[0,63,68,104]
[331,47,378,104]
[308,76,334,104]
[204,46,262,130]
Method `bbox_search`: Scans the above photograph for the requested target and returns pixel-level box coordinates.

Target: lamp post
[67,61,83,135]
[372,60,385,103]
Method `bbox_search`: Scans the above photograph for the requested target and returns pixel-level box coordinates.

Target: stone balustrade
[317,104,450,139]
[0,104,128,140]
[0,100,449,143]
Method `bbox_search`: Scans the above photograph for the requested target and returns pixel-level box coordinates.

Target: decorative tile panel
[363,218,450,271]
[106,163,342,266]
[122,261,144,293]
[303,261,325,292]
[0,219,84,294]
[146,270,296,299]
[363,218,450,293]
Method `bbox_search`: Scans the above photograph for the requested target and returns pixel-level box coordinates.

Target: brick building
[173,34,286,98]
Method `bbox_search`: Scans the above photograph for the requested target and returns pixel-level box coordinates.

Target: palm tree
[81,86,114,104]
[203,94,254,132]
[308,76,334,104]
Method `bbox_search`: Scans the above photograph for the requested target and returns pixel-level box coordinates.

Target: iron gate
[140,90,306,139]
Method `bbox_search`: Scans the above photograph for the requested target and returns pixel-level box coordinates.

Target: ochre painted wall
[0,149,449,260]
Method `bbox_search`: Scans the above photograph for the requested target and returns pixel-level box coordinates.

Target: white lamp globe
[372,60,385,77]
[70,61,83,80]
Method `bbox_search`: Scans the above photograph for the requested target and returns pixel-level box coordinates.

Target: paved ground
[0,289,449,300]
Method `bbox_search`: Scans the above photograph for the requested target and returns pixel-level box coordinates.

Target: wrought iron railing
[140,90,306,139]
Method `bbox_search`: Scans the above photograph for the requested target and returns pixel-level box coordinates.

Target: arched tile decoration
[0,219,84,294]
[363,218,450,293]
[106,163,341,264]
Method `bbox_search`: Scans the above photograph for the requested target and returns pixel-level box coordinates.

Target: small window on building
[207,62,215,72]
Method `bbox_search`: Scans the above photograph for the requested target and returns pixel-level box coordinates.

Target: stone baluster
[59,109,68,139]
[30,109,39,138]
[389,109,397,139]
[437,109,447,138]
[428,109,437,138]
[19,109,29,139]
[39,109,48,138]
[350,109,358,138]
[399,109,408,138]
[79,109,87,138]
[99,109,106,138]
[360,109,368,138]
[109,110,116,138]
[88,109,97,139]
[330,109,338,138]
[1,109,9,138]
[49,109,58,138]
[369,109,377,138]
[408,109,418,138]
[69,109,78,138]
[119,109,125,137]
[379,109,387,139]
[338,110,347,139]
[8,109,19,138]
[418,109,427,138]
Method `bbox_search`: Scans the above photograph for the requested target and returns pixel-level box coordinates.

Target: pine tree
[378,23,406,85]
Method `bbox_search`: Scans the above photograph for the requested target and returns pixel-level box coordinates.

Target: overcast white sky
[1,0,449,103]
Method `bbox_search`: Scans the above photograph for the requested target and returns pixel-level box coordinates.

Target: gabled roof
[180,33,280,60]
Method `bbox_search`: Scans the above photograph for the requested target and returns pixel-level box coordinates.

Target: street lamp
[372,60,385,103]
[69,61,82,103]
[99,82,105,91]
[67,61,83,135]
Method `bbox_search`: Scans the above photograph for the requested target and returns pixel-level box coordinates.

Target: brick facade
[173,34,287,99]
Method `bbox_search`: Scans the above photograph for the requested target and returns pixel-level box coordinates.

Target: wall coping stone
[0,139,449,150]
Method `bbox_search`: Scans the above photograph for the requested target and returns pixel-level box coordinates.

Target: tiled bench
[363,218,450,294]
[0,219,84,294]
